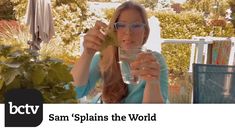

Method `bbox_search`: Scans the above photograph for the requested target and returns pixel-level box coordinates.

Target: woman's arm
[70,51,94,86]
[70,21,107,87]
[143,81,163,103]
[72,53,101,98]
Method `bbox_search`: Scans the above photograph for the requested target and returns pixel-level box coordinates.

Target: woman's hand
[131,52,163,103]
[83,21,107,56]
[130,52,160,84]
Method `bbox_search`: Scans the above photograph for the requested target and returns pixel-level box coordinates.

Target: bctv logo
[4,89,43,127]
[8,102,39,115]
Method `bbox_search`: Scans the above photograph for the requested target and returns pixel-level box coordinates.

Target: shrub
[154,11,234,77]
[0,0,15,20]
[0,44,77,103]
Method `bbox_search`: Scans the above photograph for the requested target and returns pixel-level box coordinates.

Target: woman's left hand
[130,52,160,83]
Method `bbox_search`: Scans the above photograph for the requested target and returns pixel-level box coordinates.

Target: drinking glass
[118,47,146,85]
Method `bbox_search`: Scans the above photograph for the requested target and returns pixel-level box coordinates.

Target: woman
[70,1,168,103]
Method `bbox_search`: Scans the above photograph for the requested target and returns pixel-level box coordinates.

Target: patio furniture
[193,63,235,103]
[190,37,235,72]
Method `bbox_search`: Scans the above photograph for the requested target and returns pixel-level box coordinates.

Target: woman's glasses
[114,22,145,33]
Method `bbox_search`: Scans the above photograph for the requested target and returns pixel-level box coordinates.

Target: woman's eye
[132,24,142,28]
[118,24,126,28]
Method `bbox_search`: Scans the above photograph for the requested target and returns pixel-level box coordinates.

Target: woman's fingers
[85,42,101,51]
[141,62,159,70]
[84,29,106,51]
[141,66,159,75]
[140,76,156,82]
[130,52,160,81]
[84,35,102,46]
[88,28,106,41]
[94,21,108,30]
[86,28,105,42]
[82,21,108,54]
[132,67,159,77]
[131,56,159,70]
[136,52,156,62]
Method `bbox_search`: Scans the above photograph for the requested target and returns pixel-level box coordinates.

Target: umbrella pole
[30,0,40,51]
[32,0,36,51]
[28,0,48,51]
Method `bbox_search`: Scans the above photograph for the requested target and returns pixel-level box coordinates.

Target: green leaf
[0,45,11,57]
[0,78,3,90]
[0,56,7,62]
[8,50,23,58]
[48,62,73,83]
[2,62,21,68]
[100,30,119,52]
[31,65,46,86]
[6,76,21,90]
[2,69,21,85]
[47,69,59,85]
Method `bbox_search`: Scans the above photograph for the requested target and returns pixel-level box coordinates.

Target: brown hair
[99,1,150,103]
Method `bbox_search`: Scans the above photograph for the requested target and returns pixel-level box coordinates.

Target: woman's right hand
[83,21,108,56]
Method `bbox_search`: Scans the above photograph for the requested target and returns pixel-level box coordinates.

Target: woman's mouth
[122,40,133,45]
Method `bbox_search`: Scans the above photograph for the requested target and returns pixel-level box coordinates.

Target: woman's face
[115,8,146,49]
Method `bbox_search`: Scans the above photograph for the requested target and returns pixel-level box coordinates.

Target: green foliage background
[183,0,229,17]
[229,0,235,29]
[154,11,234,77]
[0,45,77,103]
[0,0,15,20]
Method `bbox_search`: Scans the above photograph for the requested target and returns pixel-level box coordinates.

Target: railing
[162,37,235,103]
[162,36,235,72]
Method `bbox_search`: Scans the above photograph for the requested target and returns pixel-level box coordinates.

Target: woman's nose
[124,26,132,35]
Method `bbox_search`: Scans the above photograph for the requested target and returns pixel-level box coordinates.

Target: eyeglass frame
[113,22,146,32]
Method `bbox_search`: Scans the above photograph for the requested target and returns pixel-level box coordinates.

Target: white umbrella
[145,16,162,53]
[25,0,55,50]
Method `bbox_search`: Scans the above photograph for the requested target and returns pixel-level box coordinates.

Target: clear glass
[118,47,146,85]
